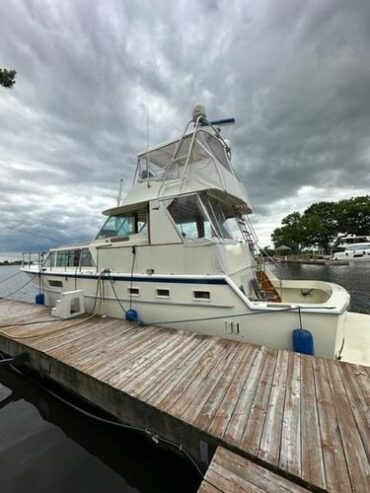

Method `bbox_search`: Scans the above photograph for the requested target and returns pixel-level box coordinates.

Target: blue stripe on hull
[30,271,228,285]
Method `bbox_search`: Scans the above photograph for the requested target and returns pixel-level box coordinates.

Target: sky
[0,0,369,253]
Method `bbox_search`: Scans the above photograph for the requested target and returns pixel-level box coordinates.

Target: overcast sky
[1,0,369,253]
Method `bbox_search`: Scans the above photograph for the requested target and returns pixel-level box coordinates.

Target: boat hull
[23,269,349,359]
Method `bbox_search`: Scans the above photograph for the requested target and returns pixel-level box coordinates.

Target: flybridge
[131,104,251,210]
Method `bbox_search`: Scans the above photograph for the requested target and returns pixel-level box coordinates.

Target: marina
[0,298,369,492]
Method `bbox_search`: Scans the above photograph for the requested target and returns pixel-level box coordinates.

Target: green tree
[0,68,16,88]
[272,211,304,253]
[301,201,338,252]
[271,196,370,254]
[336,196,370,236]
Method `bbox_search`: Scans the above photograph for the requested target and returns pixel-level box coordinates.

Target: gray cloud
[0,0,369,251]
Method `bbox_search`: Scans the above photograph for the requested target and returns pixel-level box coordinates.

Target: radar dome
[192,104,207,122]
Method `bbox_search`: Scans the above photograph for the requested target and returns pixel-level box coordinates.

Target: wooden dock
[198,447,311,492]
[0,299,369,492]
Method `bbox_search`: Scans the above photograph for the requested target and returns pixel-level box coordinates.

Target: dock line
[0,351,28,367]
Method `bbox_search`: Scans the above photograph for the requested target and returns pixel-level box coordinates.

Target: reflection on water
[271,261,370,314]
[0,266,200,493]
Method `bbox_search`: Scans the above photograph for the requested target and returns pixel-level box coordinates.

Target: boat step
[51,290,85,319]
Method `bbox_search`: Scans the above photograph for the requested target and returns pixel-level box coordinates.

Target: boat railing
[22,252,45,270]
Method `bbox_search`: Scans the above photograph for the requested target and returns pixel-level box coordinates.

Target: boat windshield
[167,193,244,242]
[97,208,147,239]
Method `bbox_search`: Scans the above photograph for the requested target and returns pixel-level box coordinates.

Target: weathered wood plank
[339,363,370,463]
[300,355,326,489]
[145,338,221,408]
[215,446,311,492]
[135,335,206,402]
[313,358,352,492]
[257,350,289,466]
[175,341,239,423]
[108,331,202,391]
[202,447,312,493]
[222,346,267,447]
[325,359,370,492]
[206,345,259,438]
[192,343,251,431]
[197,482,222,493]
[240,347,277,456]
[158,339,227,416]
[89,327,178,381]
[279,351,301,478]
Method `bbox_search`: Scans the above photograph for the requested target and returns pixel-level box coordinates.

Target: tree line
[272,196,370,253]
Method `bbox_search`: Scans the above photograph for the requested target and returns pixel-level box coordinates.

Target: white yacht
[23,105,351,359]
[332,235,370,261]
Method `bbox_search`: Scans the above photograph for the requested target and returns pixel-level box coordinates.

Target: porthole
[48,280,63,288]
[128,287,140,296]
[156,288,170,298]
[193,290,211,301]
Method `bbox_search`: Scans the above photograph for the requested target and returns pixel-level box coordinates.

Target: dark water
[0,266,200,493]
[271,261,370,314]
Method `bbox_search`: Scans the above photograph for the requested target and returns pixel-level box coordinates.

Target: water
[0,266,200,493]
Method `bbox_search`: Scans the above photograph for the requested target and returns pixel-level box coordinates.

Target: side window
[56,251,68,267]
[167,195,215,240]
[80,249,94,267]
[96,209,148,239]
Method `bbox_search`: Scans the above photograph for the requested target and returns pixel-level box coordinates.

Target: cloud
[0,0,369,251]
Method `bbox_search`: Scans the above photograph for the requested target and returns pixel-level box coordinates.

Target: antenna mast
[117,178,124,206]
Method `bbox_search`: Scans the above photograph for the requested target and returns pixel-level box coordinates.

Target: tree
[271,196,370,253]
[335,196,370,236]
[0,68,16,88]
[272,212,304,253]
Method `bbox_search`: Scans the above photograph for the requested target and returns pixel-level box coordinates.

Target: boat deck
[0,299,369,492]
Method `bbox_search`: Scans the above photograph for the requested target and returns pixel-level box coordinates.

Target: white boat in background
[332,235,370,261]
[23,105,352,359]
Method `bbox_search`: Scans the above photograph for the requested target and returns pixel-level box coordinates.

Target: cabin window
[193,290,211,300]
[56,250,80,267]
[54,249,94,268]
[96,209,147,239]
[156,288,170,298]
[128,287,140,296]
[201,195,245,241]
[80,248,94,267]
[167,195,215,240]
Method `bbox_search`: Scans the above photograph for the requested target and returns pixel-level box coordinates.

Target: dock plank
[300,355,326,489]
[339,363,370,464]
[199,447,312,493]
[325,359,370,492]
[279,352,301,477]
[240,347,277,456]
[313,358,352,493]
[257,350,289,466]
[192,343,251,431]
[222,346,265,446]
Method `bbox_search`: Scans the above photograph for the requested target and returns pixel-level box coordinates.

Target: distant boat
[332,235,370,261]
[22,104,351,359]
